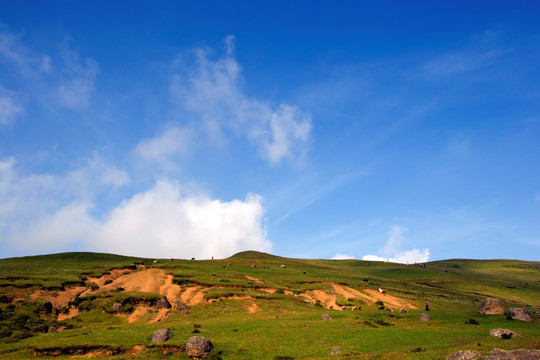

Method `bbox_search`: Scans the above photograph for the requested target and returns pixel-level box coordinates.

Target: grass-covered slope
[0,251,538,359]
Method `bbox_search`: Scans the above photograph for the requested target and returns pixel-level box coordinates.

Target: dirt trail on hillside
[148,308,171,323]
[125,306,153,323]
[30,286,86,307]
[244,275,263,284]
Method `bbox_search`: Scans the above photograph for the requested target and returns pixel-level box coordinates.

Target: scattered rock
[351,306,360,311]
[446,350,482,360]
[489,328,522,339]
[174,300,190,314]
[321,314,332,320]
[419,313,431,322]
[185,336,213,359]
[330,347,342,356]
[280,264,287,268]
[399,308,408,313]
[478,298,505,315]
[156,297,172,309]
[509,308,532,322]
[151,329,173,343]
[146,309,154,314]
[484,348,540,360]
[112,302,122,313]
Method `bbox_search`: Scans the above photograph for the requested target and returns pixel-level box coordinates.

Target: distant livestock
[378,288,385,294]
[280,264,287,268]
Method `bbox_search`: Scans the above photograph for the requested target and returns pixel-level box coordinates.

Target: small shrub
[363,320,377,328]
[465,318,479,325]
[193,324,201,328]
[104,279,113,285]
[375,300,384,306]
[275,289,285,295]
[373,319,393,327]
[192,329,200,333]
[410,347,425,353]
[501,333,512,340]
[274,356,295,360]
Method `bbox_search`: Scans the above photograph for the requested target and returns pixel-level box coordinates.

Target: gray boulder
[484,348,540,360]
[156,297,172,309]
[330,347,342,356]
[174,300,190,313]
[151,329,173,343]
[419,313,431,322]
[321,314,332,320]
[509,308,532,322]
[478,298,504,315]
[446,350,482,360]
[112,302,122,313]
[489,328,522,338]
[185,336,213,359]
[399,308,408,313]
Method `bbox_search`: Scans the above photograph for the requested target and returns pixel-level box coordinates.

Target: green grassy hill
[0,252,538,359]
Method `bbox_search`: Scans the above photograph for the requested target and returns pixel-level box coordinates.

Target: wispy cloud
[0,90,23,125]
[170,35,312,165]
[0,28,99,114]
[55,50,99,110]
[362,225,430,264]
[422,31,504,77]
[135,126,194,170]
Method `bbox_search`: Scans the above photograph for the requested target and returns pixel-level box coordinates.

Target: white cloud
[0,93,23,125]
[0,157,270,259]
[362,225,430,264]
[170,36,311,164]
[135,126,194,168]
[331,253,355,260]
[91,181,271,259]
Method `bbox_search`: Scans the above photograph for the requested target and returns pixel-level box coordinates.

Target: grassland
[0,251,538,359]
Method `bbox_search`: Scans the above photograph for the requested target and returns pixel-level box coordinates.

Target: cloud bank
[362,225,430,264]
[0,158,270,259]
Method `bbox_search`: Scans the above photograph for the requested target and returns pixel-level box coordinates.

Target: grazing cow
[378,288,385,294]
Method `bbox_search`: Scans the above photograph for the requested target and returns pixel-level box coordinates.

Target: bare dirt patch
[363,288,418,309]
[58,308,80,321]
[31,286,86,307]
[301,289,339,309]
[259,288,277,294]
[180,286,207,306]
[247,301,261,313]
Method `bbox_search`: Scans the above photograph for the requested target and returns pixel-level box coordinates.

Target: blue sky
[1,1,539,262]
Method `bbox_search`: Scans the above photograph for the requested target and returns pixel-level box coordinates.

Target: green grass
[0,251,538,359]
